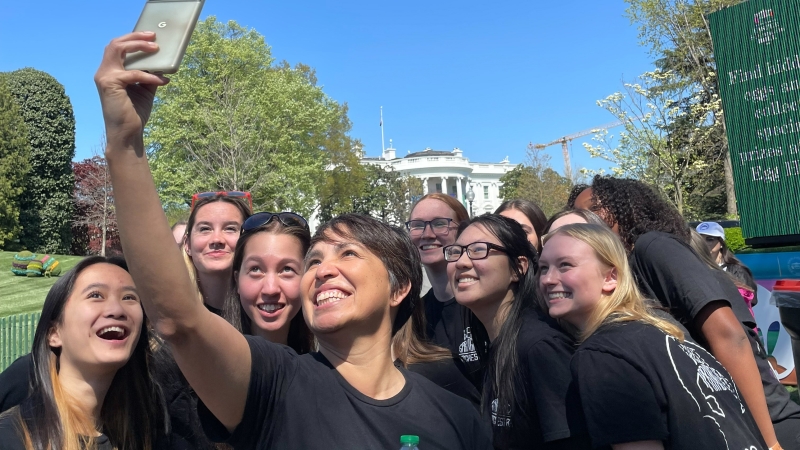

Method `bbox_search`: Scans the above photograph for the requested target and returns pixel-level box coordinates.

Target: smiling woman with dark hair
[0,257,167,450]
[95,32,491,449]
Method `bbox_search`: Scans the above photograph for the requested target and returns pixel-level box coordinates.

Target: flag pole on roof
[380,106,385,153]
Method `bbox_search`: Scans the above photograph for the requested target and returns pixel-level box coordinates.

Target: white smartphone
[124,0,205,74]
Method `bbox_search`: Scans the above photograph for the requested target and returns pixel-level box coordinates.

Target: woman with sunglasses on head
[0,256,169,450]
[447,214,590,450]
[95,33,491,449]
[184,191,253,315]
[222,212,315,354]
[571,176,800,449]
[539,223,766,450]
[407,193,485,389]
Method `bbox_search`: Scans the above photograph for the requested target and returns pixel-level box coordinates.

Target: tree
[146,17,350,217]
[72,144,119,257]
[623,0,745,217]
[3,68,75,253]
[0,78,31,249]
[499,144,572,217]
[318,164,423,226]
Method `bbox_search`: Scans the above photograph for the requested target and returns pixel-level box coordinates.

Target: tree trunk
[723,150,738,217]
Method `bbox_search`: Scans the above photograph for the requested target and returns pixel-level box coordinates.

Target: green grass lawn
[0,251,83,317]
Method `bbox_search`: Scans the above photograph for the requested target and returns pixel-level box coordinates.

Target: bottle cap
[400,435,420,445]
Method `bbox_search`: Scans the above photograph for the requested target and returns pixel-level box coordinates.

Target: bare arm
[697,301,777,447]
[96,33,250,432]
[612,442,664,450]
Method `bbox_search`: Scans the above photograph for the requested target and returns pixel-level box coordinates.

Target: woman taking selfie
[96,32,490,448]
[0,257,167,450]
[447,214,589,449]
[538,223,766,449]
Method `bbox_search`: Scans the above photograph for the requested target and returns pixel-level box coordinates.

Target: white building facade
[361,144,517,216]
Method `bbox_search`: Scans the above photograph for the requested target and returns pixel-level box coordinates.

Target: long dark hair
[457,214,539,418]
[494,199,548,252]
[10,256,165,450]
[223,220,314,354]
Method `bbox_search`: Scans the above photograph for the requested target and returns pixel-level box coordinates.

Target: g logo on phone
[158,22,167,28]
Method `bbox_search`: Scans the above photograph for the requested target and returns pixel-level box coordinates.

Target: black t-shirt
[488,309,590,450]
[0,355,31,414]
[573,321,766,449]
[198,335,492,449]
[405,358,481,410]
[0,412,114,450]
[423,288,485,389]
[630,231,800,422]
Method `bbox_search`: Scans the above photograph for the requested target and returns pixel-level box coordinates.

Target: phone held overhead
[124,0,205,74]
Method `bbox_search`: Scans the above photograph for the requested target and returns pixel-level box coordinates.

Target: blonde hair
[541,223,684,342]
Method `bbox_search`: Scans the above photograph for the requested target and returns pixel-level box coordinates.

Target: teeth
[258,304,284,313]
[548,292,569,299]
[97,326,125,339]
[316,289,348,306]
[458,277,477,283]
[421,245,439,250]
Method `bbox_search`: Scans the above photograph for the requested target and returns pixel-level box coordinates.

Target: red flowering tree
[71,155,120,256]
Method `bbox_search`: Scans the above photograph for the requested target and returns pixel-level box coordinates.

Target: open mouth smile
[96,326,130,341]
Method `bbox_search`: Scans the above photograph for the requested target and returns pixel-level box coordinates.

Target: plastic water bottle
[400,435,420,450]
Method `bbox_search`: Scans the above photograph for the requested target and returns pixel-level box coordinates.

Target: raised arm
[95,32,250,431]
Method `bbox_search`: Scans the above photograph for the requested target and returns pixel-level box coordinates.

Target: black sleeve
[632,233,734,324]
[0,412,27,450]
[525,336,578,442]
[572,349,668,447]
[0,355,33,414]
[197,336,297,448]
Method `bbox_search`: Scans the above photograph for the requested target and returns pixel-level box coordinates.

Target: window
[436,183,442,193]
[483,185,489,200]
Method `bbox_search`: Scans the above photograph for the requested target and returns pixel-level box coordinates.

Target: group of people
[0,32,798,450]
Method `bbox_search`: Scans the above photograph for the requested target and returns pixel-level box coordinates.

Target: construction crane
[532,120,625,180]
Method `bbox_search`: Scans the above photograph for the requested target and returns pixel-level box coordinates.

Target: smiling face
[301,230,406,338]
[236,232,304,341]
[408,199,459,267]
[447,224,519,315]
[499,208,538,249]
[48,263,143,375]
[185,202,244,275]
[538,234,617,330]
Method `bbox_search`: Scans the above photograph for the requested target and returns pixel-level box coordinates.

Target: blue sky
[0,0,654,176]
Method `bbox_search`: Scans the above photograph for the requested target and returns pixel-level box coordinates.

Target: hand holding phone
[124,0,205,74]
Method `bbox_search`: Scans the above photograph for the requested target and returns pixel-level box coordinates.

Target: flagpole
[380,106,385,153]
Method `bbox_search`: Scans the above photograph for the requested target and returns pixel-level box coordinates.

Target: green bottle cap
[400,435,420,445]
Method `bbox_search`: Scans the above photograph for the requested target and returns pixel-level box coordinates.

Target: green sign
[710,0,800,240]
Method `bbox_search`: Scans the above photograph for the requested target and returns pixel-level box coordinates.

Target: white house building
[361,142,517,215]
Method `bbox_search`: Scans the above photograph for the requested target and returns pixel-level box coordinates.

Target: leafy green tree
[146,17,349,217]
[500,144,571,217]
[0,78,31,249]
[3,68,75,253]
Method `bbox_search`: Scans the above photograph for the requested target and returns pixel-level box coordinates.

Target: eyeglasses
[443,242,508,262]
[242,212,309,233]
[405,218,456,236]
[191,191,253,211]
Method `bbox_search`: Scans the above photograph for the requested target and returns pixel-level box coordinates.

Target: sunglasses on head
[242,212,309,233]
[191,191,253,211]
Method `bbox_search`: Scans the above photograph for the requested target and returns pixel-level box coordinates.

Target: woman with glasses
[446,215,590,449]
[406,194,486,389]
[222,212,315,354]
[539,223,766,450]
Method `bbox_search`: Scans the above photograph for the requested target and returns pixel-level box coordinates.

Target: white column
[441,176,448,194]
[456,176,463,203]
[422,177,429,195]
